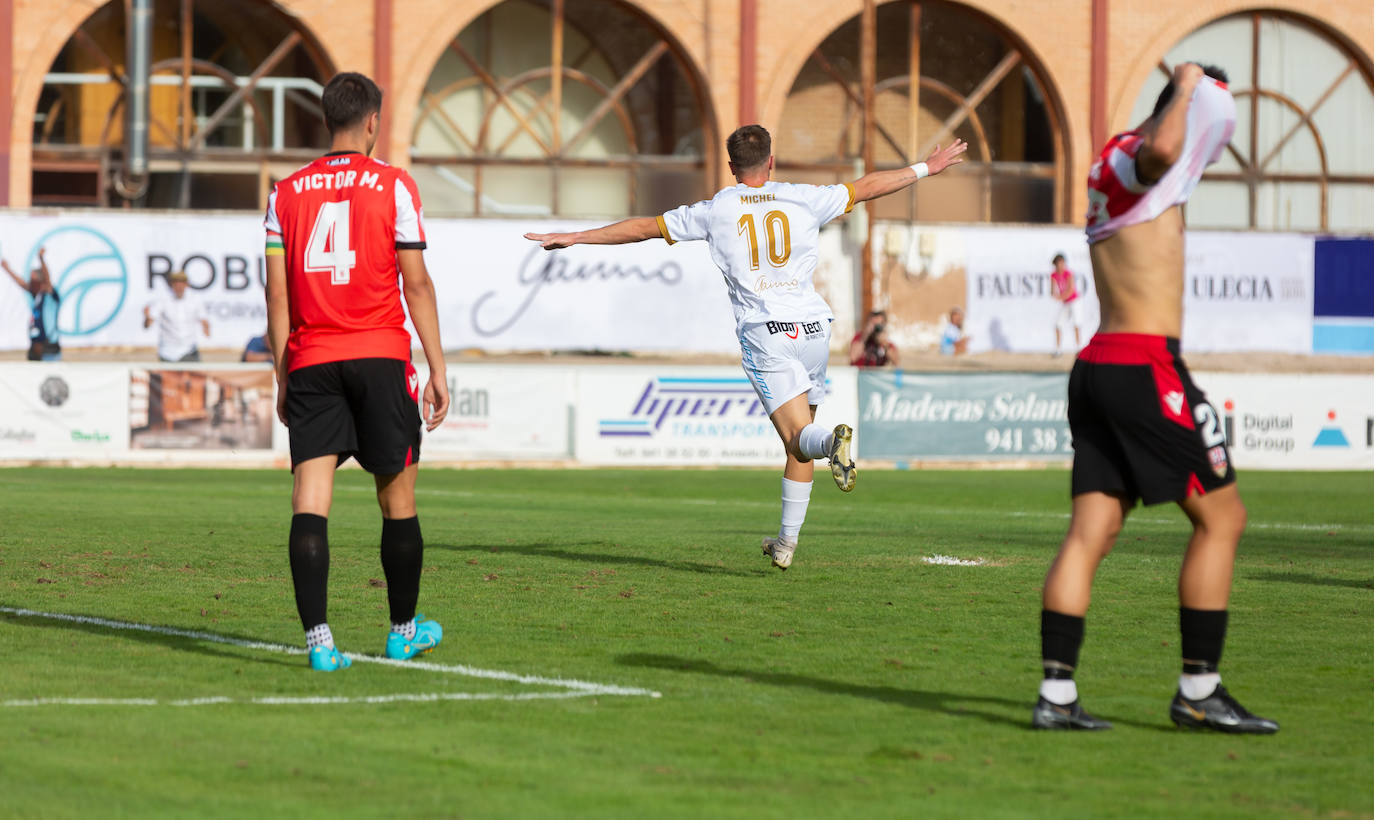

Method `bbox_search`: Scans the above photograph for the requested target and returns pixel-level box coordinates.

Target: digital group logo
[1312,409,1351,448]
[25,226,128,337]
[598,378,766,438]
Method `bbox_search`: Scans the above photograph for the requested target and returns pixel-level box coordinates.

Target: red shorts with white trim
[286,357,421,474]
[1068,334,1234,505]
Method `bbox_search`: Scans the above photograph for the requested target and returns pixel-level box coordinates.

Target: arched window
[409,0,714,218]
[778,1,1067,223]
[1129,12,1374,232]
[33,0,332,209]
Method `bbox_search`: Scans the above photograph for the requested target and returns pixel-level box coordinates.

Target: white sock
[1179,672,1221,700]
[1039,679,1078,705]
[797,424,833,461]
[779,478,813,540]
[392,619,417,640]
[305,623,334,650]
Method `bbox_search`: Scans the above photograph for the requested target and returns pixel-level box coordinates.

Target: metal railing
[41,72,323,152]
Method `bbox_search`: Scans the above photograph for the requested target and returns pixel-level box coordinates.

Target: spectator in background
[1050,253,1083,356]
[2,248,61,361]
[241,329,273,363]
[939,306,970,355]
[849,310,900,367]
[145,270,210,362]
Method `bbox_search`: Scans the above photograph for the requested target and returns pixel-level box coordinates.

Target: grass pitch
[1,466,1370,819]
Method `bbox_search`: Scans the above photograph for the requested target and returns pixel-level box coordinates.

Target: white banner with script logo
[426,219,740,353]
[0,364,128,457]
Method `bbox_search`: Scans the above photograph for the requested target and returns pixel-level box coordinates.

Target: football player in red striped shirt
[1032,63,1276,733]
[265,72,450,671]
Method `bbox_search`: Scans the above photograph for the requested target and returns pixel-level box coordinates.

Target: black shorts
[1068,334,1234,506]
[286,358,421,474]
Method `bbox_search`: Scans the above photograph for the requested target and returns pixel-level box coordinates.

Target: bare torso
[1089,204,1185,337]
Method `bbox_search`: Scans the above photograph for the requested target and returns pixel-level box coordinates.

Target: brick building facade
[3,0,1372,229]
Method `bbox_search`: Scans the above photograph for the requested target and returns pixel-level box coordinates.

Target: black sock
[380,516,424,626]
[289,514,329,630]
[1041,609,1085,679]
[1180,607,1228,674]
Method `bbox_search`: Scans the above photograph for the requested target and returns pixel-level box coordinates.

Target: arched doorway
[408,0,716,218]
[777,0,1068,224]
[32,0,333,210]
[1127,11,1374,232]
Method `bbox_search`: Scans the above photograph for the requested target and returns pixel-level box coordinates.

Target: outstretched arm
[524,217,661,250]
[851,139,968,203]
[0,259,24,291]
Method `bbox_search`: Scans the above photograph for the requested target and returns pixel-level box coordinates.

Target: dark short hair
[322,72,383,134]
[1151,64,1228,118]
[727,125,771,170]
[1052,253,1066,264]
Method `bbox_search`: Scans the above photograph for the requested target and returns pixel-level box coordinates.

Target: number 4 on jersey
[305,200,357,285]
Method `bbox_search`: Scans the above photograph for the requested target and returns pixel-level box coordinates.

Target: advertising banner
[0,364,129,457]
[574,365,859,466]
[130,367,276,450]
[875,224,1316,355]
[0,213,745,355]
[427,219,739,353]
[1196,372,1374,470]
[859,371,1071,460]
[415,364,573,460]
[0,212,271,354]
[1180,233,1314,353]
[960,228,1314,355]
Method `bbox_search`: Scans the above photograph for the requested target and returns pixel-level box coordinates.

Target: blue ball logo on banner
[25,226,128,337]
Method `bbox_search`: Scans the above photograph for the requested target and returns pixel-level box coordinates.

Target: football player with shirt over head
[1031,63,1278,733]
[525,125,966,570]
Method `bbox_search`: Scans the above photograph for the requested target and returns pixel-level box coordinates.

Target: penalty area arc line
[0,606,661,702]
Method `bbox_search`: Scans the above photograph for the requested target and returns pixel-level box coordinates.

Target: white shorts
[1057,299,1083,329]
[739,319,832,416]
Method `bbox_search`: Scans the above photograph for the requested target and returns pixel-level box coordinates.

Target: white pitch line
[3,691,602,708]
[0,607,661,701]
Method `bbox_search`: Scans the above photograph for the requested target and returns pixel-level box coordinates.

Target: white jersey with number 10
[657,180,856,330]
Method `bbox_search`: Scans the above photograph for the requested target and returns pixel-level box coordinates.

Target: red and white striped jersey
[1084,77,1236,244]
[265,151,427,372]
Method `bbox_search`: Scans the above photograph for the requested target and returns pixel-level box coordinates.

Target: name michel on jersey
[739,193,776,204]
[290,169,387,194]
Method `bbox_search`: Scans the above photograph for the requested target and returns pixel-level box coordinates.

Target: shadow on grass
[0,607,298,668]
[430,541,761,578]
[616,652,1033,728]
[1248,571,1373,591]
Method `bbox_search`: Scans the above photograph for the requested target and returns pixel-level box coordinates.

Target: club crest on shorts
[1207,444,1229,478]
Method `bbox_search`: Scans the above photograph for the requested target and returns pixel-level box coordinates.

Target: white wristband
[910,162,929,180]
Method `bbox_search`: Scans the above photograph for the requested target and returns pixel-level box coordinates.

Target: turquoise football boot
[308,645,352,671]
[386,615,443,660]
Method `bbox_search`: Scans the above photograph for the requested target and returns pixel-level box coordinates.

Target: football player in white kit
[526,125,966,570]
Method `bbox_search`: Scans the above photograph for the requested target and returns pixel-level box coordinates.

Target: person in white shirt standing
[525,125,966,570]
[144,269,210,362]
